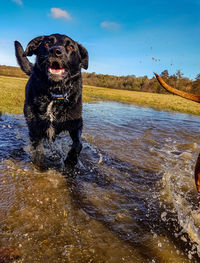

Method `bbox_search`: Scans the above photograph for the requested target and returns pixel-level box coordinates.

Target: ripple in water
[0,102,200,262]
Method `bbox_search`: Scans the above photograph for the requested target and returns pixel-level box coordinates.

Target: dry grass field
[1,75,200,115]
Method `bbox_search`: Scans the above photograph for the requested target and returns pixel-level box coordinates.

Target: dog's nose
[49,47,63,57]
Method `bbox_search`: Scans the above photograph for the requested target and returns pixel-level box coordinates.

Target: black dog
[14,33,88,166]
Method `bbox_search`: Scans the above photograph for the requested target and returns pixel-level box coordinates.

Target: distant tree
[160,70,169,78]
[176,70,184,79]
[195,73,200,80]
[126,74,136,78]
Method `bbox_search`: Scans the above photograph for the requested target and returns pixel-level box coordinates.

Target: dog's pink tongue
[49,68,65,76]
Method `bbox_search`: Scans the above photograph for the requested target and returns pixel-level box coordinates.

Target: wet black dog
[14,34,88,166]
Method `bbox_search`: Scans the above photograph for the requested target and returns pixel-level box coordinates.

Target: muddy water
[0,101,200,263]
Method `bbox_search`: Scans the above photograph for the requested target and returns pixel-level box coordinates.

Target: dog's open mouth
[48,61,65,76]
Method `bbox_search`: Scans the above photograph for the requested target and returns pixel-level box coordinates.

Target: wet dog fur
[14,33,88,166]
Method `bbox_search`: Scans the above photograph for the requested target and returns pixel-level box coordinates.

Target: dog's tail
[14,41,33,76]
[154,73,200,103]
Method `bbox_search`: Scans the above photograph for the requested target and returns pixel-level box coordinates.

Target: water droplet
[161,211,167,221]
[158,242,162,247]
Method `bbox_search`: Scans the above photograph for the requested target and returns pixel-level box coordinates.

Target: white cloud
[101,21,120,31]
[12,0,23,6]
[50,8,72,20]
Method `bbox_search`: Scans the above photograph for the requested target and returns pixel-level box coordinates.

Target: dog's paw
[65,150,78,168]
[64,144,82,168]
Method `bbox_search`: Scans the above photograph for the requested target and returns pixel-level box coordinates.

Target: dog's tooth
[49,68,65,75]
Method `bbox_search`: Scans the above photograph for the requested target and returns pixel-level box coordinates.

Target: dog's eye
[67,45,74,51]
[45,42,49,48]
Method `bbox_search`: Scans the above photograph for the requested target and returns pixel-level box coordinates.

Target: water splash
[1,102,200,262]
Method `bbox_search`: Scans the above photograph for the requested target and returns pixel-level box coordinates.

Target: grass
[1,75,200,116]
[0,76,26,114]
[83,85,200,116]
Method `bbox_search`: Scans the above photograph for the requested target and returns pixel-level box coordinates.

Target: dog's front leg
[65,128,83,167]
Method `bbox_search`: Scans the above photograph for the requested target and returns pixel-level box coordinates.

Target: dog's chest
[36,96,82,123]
[46,101,55,122]
[45,101,67,122]
[44,100,75,122]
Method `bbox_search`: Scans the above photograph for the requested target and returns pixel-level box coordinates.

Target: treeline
[1,65,200,95]
[0,65,27,78]
[82,70,200,95]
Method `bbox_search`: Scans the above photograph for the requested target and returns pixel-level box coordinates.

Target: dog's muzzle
[48,46,67,77]
[48,60,66,77]
[49,67,65,76]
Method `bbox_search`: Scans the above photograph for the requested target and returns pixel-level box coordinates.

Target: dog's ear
[77,43,88,70]
[24,36,44,56]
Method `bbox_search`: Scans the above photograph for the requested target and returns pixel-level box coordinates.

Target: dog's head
[23,34,88,82]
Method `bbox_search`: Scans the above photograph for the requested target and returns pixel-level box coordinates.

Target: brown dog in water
[154,73,200,193]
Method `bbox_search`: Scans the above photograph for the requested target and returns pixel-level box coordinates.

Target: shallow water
[0,101,200,262]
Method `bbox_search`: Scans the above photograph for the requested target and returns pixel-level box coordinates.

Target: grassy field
[1,75,200,116]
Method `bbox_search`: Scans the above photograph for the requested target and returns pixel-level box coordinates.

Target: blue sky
[1,0,200,79]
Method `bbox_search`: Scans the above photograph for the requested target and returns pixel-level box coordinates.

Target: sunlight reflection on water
[0,102,200,262]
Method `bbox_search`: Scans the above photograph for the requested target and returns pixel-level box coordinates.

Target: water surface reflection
[0,102,200,262]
